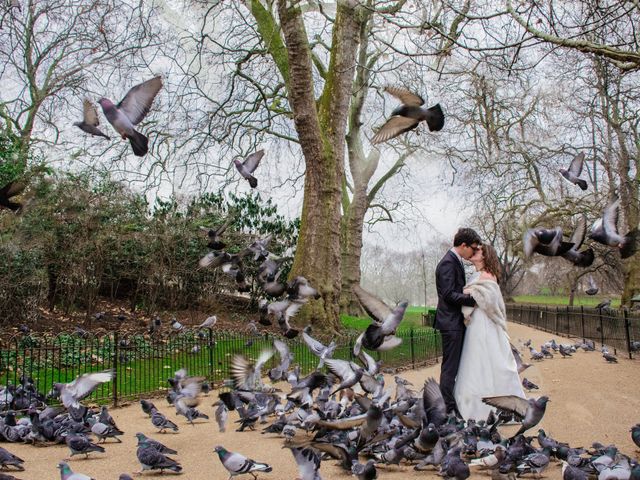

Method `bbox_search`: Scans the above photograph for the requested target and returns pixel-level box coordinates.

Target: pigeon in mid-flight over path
[371,86,445,144]
[98,76,163,157]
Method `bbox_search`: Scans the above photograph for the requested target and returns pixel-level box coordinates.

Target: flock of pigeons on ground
[0,304,638,480]
[524,152,638,276]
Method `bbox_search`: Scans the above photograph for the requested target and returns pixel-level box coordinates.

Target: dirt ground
[5,322,639,480]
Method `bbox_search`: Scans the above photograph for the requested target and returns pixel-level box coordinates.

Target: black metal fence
[506,303,640,358]
[0,326,441,407]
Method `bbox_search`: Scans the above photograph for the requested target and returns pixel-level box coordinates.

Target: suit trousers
[439,329,465,414]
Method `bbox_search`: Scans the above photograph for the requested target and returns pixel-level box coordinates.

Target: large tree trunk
[277,0,362,332]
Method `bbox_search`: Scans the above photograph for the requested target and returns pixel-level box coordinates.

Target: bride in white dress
[453,244,526,421]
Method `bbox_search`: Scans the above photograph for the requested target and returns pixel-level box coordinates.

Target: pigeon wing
[371,115,419,145]
[568,152,585,176]
[82,99,100,126]
[482,395,530,417]
[302,329,327,356]
[523,229,538,257]
[602,196,620,235]
[117,76,163,125]
[568,215,587,250]
[423,377,446,417]
[273,339,290,363]
[230,355,255,390]
[242,150,264,174]
[384,86,424,106]
[63,370,113,407]
[324,358,355,383]
[352,285,391,324]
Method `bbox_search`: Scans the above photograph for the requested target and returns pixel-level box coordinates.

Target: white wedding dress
[453,271,526,421]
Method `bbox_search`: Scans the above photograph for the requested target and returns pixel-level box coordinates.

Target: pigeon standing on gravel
[631,424,640,449]
[0,447,23,470]
[97,76,163,157]
[589,196,638,258]
[65,433,106,458]
[602,351,618,363]
[135,433,177,455]
[136,437,182,473]
[521,378,539,391]
[214,401,229,432]
[482,395,549,437]
[213,445,272,479]
[57,462,94,480]
[51,370,113,409]
[74,99,110,139]
[351,459,377,480]
[234,150,264,188]
[559,152,588,190]
[371,86,445,144]
[150,407,179,433]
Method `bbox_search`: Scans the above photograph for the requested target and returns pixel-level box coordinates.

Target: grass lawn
[513,295,621,307]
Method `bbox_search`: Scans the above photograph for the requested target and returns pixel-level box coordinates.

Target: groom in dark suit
[434,227,481,416]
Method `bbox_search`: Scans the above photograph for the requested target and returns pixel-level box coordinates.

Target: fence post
[208,328,215,382]
[410,327,415,369]
[580,306,585,341]
[112,331,119,407]
[623,309,632,360]
[555,306,559,335]
[599,308,605,348]
[349,336,354,361]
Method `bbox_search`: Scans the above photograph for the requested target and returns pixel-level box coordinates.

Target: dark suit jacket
[434,250,476,331]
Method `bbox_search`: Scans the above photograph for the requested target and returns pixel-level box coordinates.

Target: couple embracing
[434,228,525,421]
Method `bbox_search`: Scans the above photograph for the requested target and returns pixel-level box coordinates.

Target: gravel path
[5,322,639,480]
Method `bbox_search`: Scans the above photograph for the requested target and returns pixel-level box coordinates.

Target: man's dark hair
[453,228,481,247]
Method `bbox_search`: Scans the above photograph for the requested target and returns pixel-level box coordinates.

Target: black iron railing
[506,303,640,359]
[0,326,441,407]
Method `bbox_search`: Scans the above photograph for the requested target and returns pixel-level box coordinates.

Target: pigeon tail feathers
[128,130,149,157]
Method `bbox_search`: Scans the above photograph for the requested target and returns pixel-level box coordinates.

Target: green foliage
[0,172,299,322]
[0,132,26,187]
[513,295,621,307]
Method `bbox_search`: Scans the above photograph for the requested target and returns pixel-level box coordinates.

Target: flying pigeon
[97,75,163,157]
[371,86,445,144]
[213,445,272,479]
[200,215,234,250]
[230,350,274,391]
[0,181,25,212]
[324,359,364,396]
[562,216,594,267]
[482,395,549,437]
[589,196,638,258]
[302,326,337,369]
[585,275,599,295]
[285,446,322,480]
[234,150,264,188]
[74,99,110,139]
[268,339,293,382]
[559,152,588,190]
[56,462,94,480]
[523,227,574,257]
[352,285,408,354]
[51,370,113,409]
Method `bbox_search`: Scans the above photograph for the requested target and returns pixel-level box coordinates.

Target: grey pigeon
[562,461,589,480]
[88,418,124,443]
[136,438,182,473]
[56,462,94,480]
[324,359,364,396]
[516,447,551,477]
[140,399,156,417]
[595,299,612,311]
[65,433,106,457]
[482,395,549,437]
[150,407,179,432]
[52,370,113,409]
[214,401,229,432]
[589,196,638,258]
[510,343,532,373]
[586,275,599,295]
[135,433,177,455]
[74,99,110,139]
[602,351,618,363]
[523,227,574,257]
[371,86,444,144]
[268,339,293,382]
[285,446,322,480]
[0,447,23,471]
[234,150,264,188]
[97,76,163,157]
[440,446,470,480]
[352,285,408,354]
[521,378,539,391]
[351,459,377,480]
[213,445,272,479]
[559,344,573,358]
[562,216,594,267]
[559,152,588,190]
[230,350,274,391]
[119,476,133,480]
[199,315,217,328]
[170,318,184,331]
[302,326,336,368]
